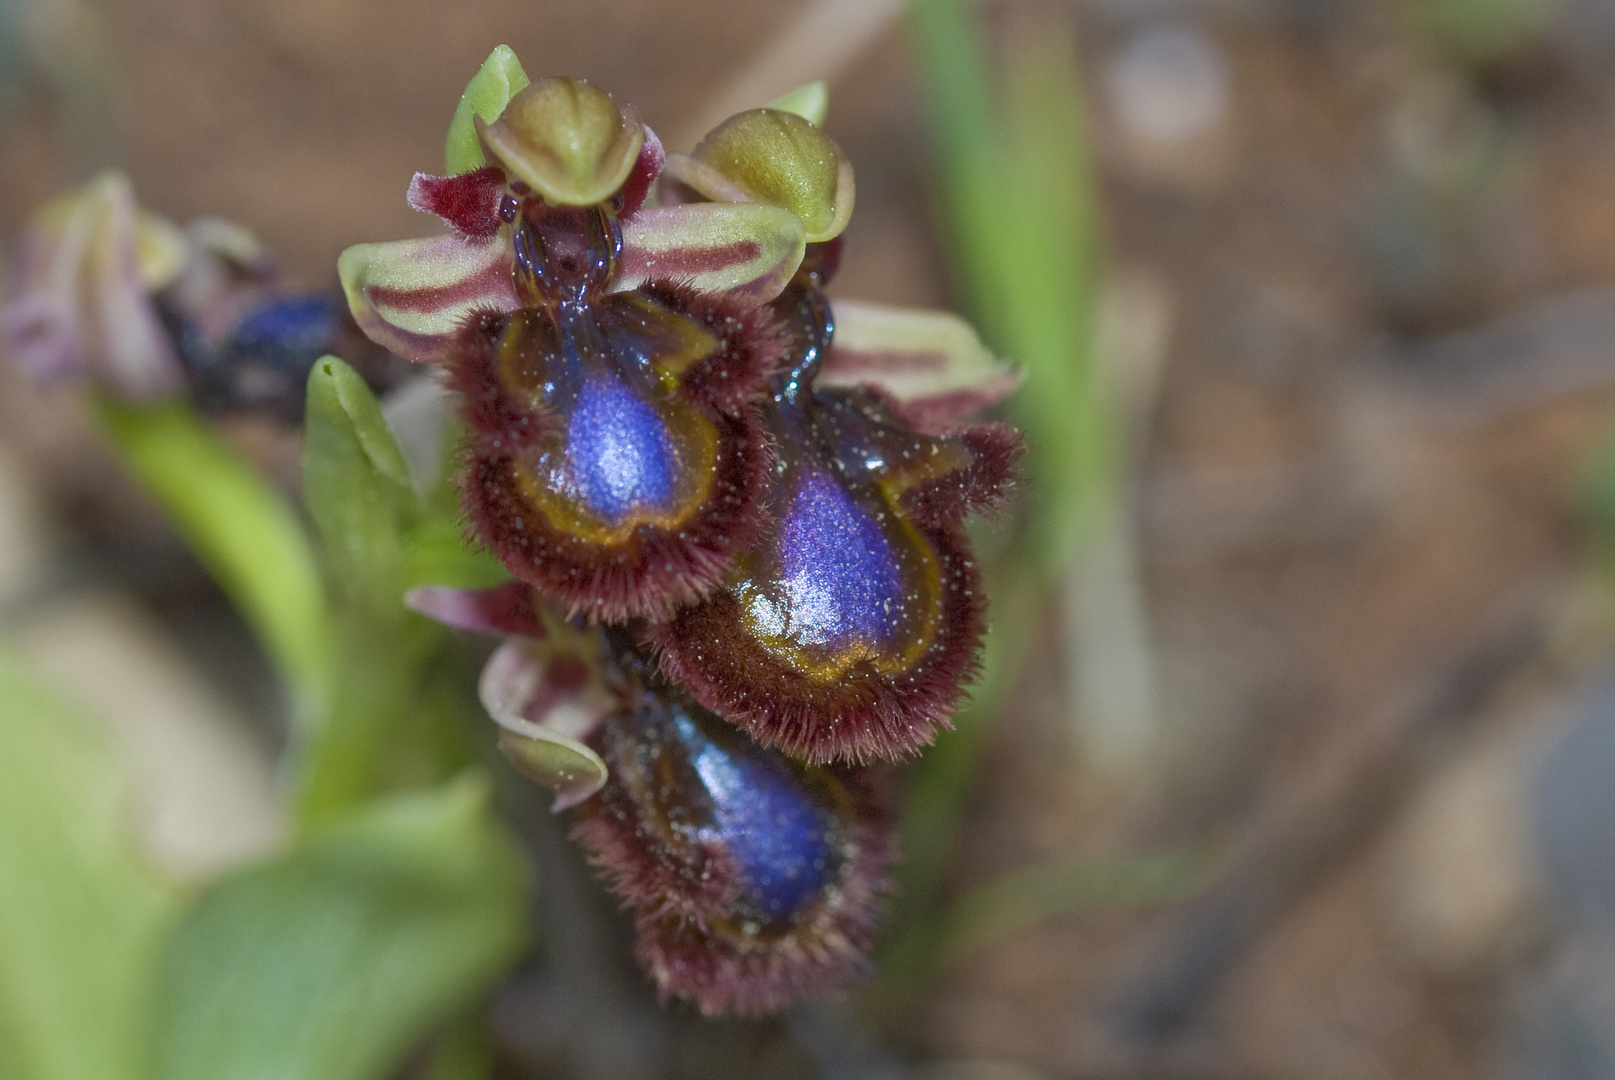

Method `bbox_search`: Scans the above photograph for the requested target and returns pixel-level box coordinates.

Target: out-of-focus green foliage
[95,397,330,717]
[888,0,1109,985]
[150,777,530,1080]
[1396,0,1555,65]
[295,357,506,829]
[929,850,1216,969]
[0,645,176,1080]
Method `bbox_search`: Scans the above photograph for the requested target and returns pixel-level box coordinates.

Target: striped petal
[820,300,1021,428]
[337,233,517,365]
[617,203,805,306]
[479,635,614,811]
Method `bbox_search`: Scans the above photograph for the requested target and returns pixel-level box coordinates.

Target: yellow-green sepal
[476,78,644,207]
[671,108,855,243]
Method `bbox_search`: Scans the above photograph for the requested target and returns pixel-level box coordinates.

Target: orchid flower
[1,171,373,419]
[340,55,811,621]
[407,581,891,1016]
[1,172,188,400]
[347,45,1025,1015]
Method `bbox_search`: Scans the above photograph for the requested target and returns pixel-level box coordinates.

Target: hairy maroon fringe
[461,402,774,622]
[442,310,559,453]
[631,279,792,411]
[570,768,895,1017]
[903,421,1025,527]
[650,524,986,764]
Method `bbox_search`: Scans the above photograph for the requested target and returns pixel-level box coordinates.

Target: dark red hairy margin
[649,521,986,764]
[571,764,894,1018]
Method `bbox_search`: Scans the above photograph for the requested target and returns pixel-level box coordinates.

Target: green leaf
[444,45,531,175]
[0,644,176,1080]
[94,396,329,717]
[151,776,532,1080]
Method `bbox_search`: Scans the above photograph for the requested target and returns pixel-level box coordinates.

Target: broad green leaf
[94,396,329,716]
[0,644,176,1080]
[444,45,531,175]
[152,777,531,1080]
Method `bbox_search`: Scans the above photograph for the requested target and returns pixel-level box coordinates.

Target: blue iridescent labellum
[651,250,1023,763]
[448,201,787,620]
[572,656,891,1016]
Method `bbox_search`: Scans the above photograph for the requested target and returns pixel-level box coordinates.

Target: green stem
[93,396,331,719]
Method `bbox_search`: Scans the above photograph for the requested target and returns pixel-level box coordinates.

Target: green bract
[443,45,531,175]
[767,81,829,127]
[682,107,854,243]
[476,78,644,207]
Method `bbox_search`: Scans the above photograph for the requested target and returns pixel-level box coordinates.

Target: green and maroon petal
[338,234,517,365]
[478,632,614,811]
[819,300,1022,428]
[617,203,806,305]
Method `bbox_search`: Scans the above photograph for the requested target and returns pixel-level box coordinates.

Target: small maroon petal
[405,582,542,637]
[407,167,506,238]
[616,125,665,219]
[570,675,894,1017]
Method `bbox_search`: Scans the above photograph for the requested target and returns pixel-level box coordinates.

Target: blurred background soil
[5,0,1615,1077]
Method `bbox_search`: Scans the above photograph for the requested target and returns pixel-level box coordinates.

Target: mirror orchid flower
[407,581,891,1017]
[341,55,814,621]
[651,243,1022,763]
[644,109,1024,762]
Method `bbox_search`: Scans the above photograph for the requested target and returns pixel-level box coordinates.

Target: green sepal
[444,45,531,175]
[296,358,479,828]
[681,108,854,242]
[302,356,415,599]
[476,78,643,207]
